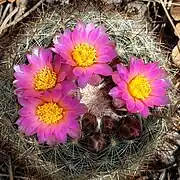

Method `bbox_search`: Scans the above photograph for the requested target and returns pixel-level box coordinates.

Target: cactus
[0,1,174,179]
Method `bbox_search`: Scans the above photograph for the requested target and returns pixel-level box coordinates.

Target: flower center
[34,67,57,91]
[36,102,64,124]
[72,43,96,67]
[128,75,151,100]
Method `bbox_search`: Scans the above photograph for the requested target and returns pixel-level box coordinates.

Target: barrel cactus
[0,1,176,179]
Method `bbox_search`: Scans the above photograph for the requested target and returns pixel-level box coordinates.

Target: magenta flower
[109,57,170,117]
[13,47,76,97]
[16,90,87,145]
[52,22,117,87]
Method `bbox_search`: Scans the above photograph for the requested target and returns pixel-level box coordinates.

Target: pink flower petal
[129,57,144,79]
[18,107,34,116]
[26,54,44,69]
[32,46,39,56]
[14,71,33,80]
[25,126,37,136]
[19,96,41,106]
[135,99,145,112]
[95,34,109,49]
[37,129,47,144]
[54,125,68,144]
[144,69,167,80]
[85,23,96,39]
[14,88,23,97]
[66,102,87,116]
[98,26,106,34]
[72,28,80,45]
[117,81,128,90]
[53,45,75,65]
[51,47,59,54]
[68,128,81,139]
[17,96,29,106]
[18,117,36,128]
[142,62,168,80]
[109,87,122,98]
[46,136,58,146]
[22,89,44,98]
[113,81,131,102]
[67,116,80,128]
[91,64,112,76]
[76,21,85,30]
[59,31,74,50]
[146,95,169,106]
[84,67,94,77]
[126,98,135,111]
[16,117,23,125]
[14,79,33,89]
[150,87,167,96]
[14,65,22,73]
[73,66,84,76]
[142,97,154,108]
[97,46,117,63]
[112,71,124,85]
[97,45,116,56]
[53,55,63,73]
[97,55,113,63]
[39,48,53,66]
[24,120,41,136]
[37,124,53,139]
[40,91,53,102]
[21,64,34,72]
[88,74,102,86]
[72,22,86,44]
[139,106,150,118]
[87,27,101,45]
[121,89,132,101]
[57,64,70,82]
[143,62,159,73]
[117,64,129,82]
[66,67,77,81]
[51,89,63,102]
[77,74,91,88]
[112,98,125,108]
[151,79,170,89]
[64,29,72,37]
[61,96,87,115]
[61,80,77,95]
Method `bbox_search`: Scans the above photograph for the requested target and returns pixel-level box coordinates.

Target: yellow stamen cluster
[128,75,151,100]
[34,67,57,91]
[36,102,64,124]
[72,43,97,67]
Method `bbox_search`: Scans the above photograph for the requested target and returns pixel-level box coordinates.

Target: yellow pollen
[128,75,151,100]
[34,67,57,91]
[72,43,96,67]
[36,102,64,124]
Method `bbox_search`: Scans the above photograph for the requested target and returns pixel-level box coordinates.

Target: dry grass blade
[0,0,43,35]
[160,0,180,39]
[0,0,6,6]
[8,156,14,180]
[0,7,19,30]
